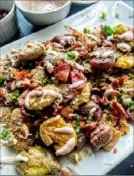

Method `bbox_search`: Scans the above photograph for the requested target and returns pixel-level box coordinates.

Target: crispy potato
[72,82,92,106]
[119,119,130,134]
[15,146,61,176]
[9,108,33,151]
[31,66,45,85]
[115,24,129,35]
[28,85,59,110]
[103,128,121,151]
[0,107,11,127]
[115,55,134,69]
[40,115,77,154]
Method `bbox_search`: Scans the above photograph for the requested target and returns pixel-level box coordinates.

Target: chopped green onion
[0,128,9,140]
[128,73,134,79]
[106,115,111,121]
[75,116,80,134]
[0,75,5,86]
[83,28,90,34]
[128,100,134,110]
[115,12,120,18]
[86,119,93,124]
[103,25,116,36]
[11,90,20,100]
[100,11,107,20]
[67,51,75,60]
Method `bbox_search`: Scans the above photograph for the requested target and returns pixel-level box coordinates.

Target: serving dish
[0,0,133,175]
[0,0,18,46]
[14,0,71,26]
[72,0,99,5]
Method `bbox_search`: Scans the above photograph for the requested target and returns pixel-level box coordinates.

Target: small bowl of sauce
[15,0,71,26]
[0,9,9,20]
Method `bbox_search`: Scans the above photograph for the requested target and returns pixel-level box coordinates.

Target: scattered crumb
[113,148,118,153]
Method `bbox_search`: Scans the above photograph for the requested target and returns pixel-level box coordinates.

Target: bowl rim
[0,0,15,24]
[14,0,71,15]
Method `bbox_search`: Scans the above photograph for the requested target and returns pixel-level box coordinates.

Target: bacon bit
[0,88,5,97]
[72,29,82,40]
[79,50,88,59]
[119,75,128,86]
[60,170,70,176]
[12,69,32,80]
[54,64,71,82]
[112,80,120,89]
[111,102,129,120]
[70,69,86,91]
[61,107,74,119]
[72,41,82,48]
[53,106,63,116]
[56,60,64,66]
[113,148,117,153]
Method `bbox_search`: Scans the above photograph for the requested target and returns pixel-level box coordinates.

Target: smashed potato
[115,24,128,35]
[115,55,134,69]
[9,108,33,151]
[72,82,92,106]
[31,66,45,85]
[119,119,130,134]
[0,107,11,127]
[26,85,61,110]
[18,41,44,60]
[15,146,61,176]
[104,128,121,151]
[40,115,77,155]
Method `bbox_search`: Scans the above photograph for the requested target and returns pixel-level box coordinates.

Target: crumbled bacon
[119,76,128,86]
[61,107,74,119]
[111,102,129,120]
[71,69,86,83]
[54,64,71,82]
[102,40,113,47]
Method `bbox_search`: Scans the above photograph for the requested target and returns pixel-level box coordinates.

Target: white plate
[72,0,99,5]
[0,0,133,175]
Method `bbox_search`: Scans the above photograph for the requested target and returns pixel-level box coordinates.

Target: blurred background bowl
[14,0,71,26]
[0,0,18,46]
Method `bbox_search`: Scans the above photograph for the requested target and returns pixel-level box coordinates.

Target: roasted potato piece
[9,108,33,151]
[115,24,128,35]
[115,55,134,69]
[15,146,61,176]
[122,79,134,97]
[31,66,45,85]
[40,115,77,155]
[119,119,130,134]
[18,41,44,61]
[72,82,92,106]
[0,107,11,126]
[104,128,121,151]
[26,85,61,110]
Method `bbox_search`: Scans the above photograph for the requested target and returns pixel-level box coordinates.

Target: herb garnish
[0,128,9,140]
[103,25,116,36]
[83,28,90,34]
[100,11,107,20]
[0,75,5,86]
[75,116,80,133]
[128,100,134,110]
[128,73,134,79]
[67,51,75,60]
[115,12,120,18]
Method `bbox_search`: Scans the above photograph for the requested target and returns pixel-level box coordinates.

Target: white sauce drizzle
[69,80,86,89]
[25,90,43,109]
[55,127,74,134]
[117,43,131,52]
[56,137,76,156]
[0,154,28,164]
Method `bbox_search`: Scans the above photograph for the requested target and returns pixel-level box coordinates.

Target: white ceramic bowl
[15,0,71,26]
[0,0,18,46]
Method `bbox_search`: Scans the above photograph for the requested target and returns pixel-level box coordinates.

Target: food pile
[0,24,134,175]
